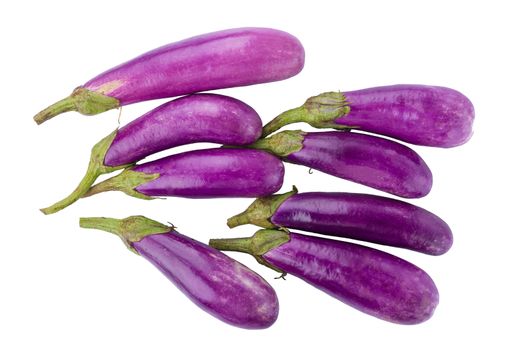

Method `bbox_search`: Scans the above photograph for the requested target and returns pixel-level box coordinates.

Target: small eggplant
[82,148,284,200]
[79,216,279,329]
[209,229,439,324]
[262,84,474,147]
[34,27,304,124]
[40,93,262,214]
[227,188,452,255]
[248,130,432,198]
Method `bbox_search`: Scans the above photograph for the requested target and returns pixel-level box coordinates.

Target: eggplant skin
[104,93,262,167]
[135,148,285,198]
[271,192,452,255]
[263,232,438,324]
[134,232,279,329]
[338,85,475,148]
[285,131,432,198]
[84,27,305,105]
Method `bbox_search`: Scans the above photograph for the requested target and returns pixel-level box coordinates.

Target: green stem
[209,229,290,275]
[208,237,253,254]
[40,129,131,215]
[261,106,307,138]
[227,186,298,228]
[248,130,306,157]
[79,215,172,253]
[261,91,351,137]
[33,87,120,125]
[33,96,77,125]
[82,169,159,200]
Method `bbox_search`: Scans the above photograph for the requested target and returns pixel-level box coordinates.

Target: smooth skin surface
[263,232,439,324]
[135,232,279,329]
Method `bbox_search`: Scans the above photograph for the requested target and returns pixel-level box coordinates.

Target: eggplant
[209,229,439,324]
[40,93,262,214]
[82,148,284,200]
[79,216,279,329]
[34,27,305,124]
[261,84,474,147]
[248,130,432,198]
[227,188,452,255]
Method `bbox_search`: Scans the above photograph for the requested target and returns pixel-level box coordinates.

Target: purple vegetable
[33,27,305,125]
[262,84,475,147]
[40,93,262,215]
[210,229,439,324]
[228,188,452,255]
[82,148,284,200]
[79,216,279,329]
[248,130,432,198]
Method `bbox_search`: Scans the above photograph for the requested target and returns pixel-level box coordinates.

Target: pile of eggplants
[35,27,474,328]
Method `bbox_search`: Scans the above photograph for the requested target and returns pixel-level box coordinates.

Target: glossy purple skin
[134,231,279,329]
[286,131,432,198]
[338,85,475,147]
[264,232,439,324]
[104,94,262,166]
[83,28,305,105]
[134,148,284,198]
[271,192,452,255]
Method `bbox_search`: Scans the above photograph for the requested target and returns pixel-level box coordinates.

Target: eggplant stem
[80,216,172,254]
[33,87,120,125]
[261,91,350,137]
[33,96,76,125]
[39,129,129,215]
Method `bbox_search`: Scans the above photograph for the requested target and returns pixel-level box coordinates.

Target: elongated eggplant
[248,130,432,198]
[82,148,284,200]
[210,229,439,324]
[227,188,452,255]
[262,84,474,147]
[34,27,305,124]
[79,216,279,329]
[40,93,262,214]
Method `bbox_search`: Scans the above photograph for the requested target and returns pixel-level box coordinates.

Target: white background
[1,0,524,348]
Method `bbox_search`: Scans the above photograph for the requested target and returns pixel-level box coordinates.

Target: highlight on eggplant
[79,215,279,329]
[210,229,439,325]
[227,187,453,256]
[261,84,475,148]
[33,27,305,124]
[40,93,262,215]
[81,148,285,201]
[247,130,432,198]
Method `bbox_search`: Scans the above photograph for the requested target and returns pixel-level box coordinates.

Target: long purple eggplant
[79,216,279,329]
[248,130,432,198]
[209,229,439,324]
[227,188,452,255]
[261,84,474,147]
[82,148,284,200]
[40,93,262,214]
[34,27,305,124]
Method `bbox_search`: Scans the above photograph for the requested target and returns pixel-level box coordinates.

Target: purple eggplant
[228,188,452,255]
[262,84,474,147]
[82,148,284,200]
[248,130,432,198]
[210,229,439,324]
[79,215,279,329]
[40,93,262,214]
[33,27,305,125]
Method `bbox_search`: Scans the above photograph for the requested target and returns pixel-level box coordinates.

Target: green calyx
[227,186,298,228]
[79,215,173,253]
[81,168,160,200]
[248,130,306,157]
[261,91,350,137]
[209,229,290,275]
[33,87,120,125]
[40,129,133,215]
